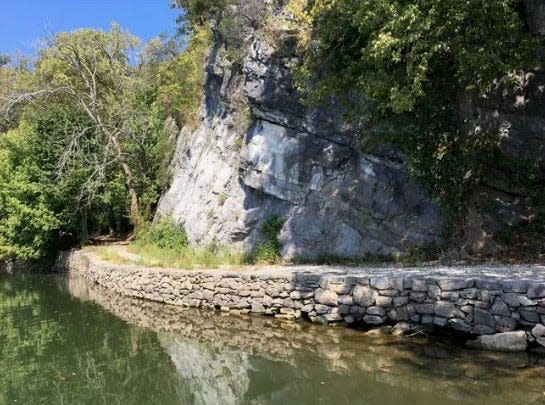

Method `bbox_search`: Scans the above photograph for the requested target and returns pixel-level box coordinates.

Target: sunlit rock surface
[158,3,545,258]
[157,4,445,259]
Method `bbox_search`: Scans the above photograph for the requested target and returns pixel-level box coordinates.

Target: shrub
[137,217,189,252]
[292,0,540,224]
[218,14,246,65]
[245,216,285,264]
[156,25,212,128]
[295,0,538,114]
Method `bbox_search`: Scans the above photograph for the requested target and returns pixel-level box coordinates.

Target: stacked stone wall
[57,250,545,348]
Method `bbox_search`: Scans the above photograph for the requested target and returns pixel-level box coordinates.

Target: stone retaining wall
[57,250,545,350]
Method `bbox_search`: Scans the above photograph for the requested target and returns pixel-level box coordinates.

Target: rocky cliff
[158,2,545,260]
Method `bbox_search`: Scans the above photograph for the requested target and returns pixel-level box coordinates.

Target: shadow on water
[54,274,545,405]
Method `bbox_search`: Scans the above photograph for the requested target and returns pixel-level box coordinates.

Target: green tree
[296,0,537,113]
[156,25,212,127]
[170,0,229,32]
[0,124,60,259]
[0,26,174,259]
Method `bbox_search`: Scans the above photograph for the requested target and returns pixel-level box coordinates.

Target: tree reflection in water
[62,275,545,405]
[0,275,182,404]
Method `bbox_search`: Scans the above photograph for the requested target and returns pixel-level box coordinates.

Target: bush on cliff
[290,0,541,225]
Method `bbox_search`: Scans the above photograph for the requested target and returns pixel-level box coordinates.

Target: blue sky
[0,0,180,55]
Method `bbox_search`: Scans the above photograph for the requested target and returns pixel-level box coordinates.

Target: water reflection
[62,275,545,405]
[0,275,183,404]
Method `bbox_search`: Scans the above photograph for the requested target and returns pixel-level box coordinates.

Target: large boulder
[466,331,528,352]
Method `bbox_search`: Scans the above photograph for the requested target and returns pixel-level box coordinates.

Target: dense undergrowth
[93,217,287,269]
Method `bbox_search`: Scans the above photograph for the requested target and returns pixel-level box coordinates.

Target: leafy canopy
[296,0,537,113]
[0,26,179,260]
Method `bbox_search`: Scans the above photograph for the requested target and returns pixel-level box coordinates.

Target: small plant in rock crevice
[244,216,286,264]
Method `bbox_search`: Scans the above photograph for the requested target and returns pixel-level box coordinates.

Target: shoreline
[55,249,545,352]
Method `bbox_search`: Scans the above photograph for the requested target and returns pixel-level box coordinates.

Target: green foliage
[0,26,179,260]
[218,15,246,65]
[297,0,537,114]
[218,193,228,205]
[171,0,230,32]
[128,242,244,269]
[137,217,189,252]
[391,107,502,218]
[294,0,540,223]
[130,219,245,269]
[0,126,60,259]
[245,216,285,264]
[157,25,212,127]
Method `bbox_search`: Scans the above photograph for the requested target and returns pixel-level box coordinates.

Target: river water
[1,274,545,404]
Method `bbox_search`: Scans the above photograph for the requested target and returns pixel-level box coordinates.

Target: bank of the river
[0,259,52,274]
[56,249,545,352]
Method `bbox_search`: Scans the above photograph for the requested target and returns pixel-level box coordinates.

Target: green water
[1,274,545,405]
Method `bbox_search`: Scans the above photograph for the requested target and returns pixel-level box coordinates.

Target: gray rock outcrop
[157,3,445,259]
[158,2,545,259]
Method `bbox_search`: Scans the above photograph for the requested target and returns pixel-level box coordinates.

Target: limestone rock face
[157,5,445,259]
[158,3,545,259]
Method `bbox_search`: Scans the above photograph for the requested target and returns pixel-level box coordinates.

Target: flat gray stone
[363,315,383,325]
[449,318,471,333]
[519,308,540,323]
[500,293,520,307]
[502,280,528,293]
[389,278,404,291]
[437,279,469,291]
[466,331,528,352]
[367,306,386,316]
[490,297,510,317]
[375,296,393,308]
[527,284,545,299]
[476,279,501,290]
[519,296,536,306]
[314,304,331,314]
[435,301,464,318]
[393,296,409,307]
[474,308,496,328]
[494,316,518,332]
[421,315,434,324]
[411,279,428,292]
[370,277,390,290]
[352,285,377,307]
[415,303,435,314]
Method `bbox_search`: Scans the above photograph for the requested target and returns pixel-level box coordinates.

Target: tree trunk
[80,208,89,243]
[100,126,141,229]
